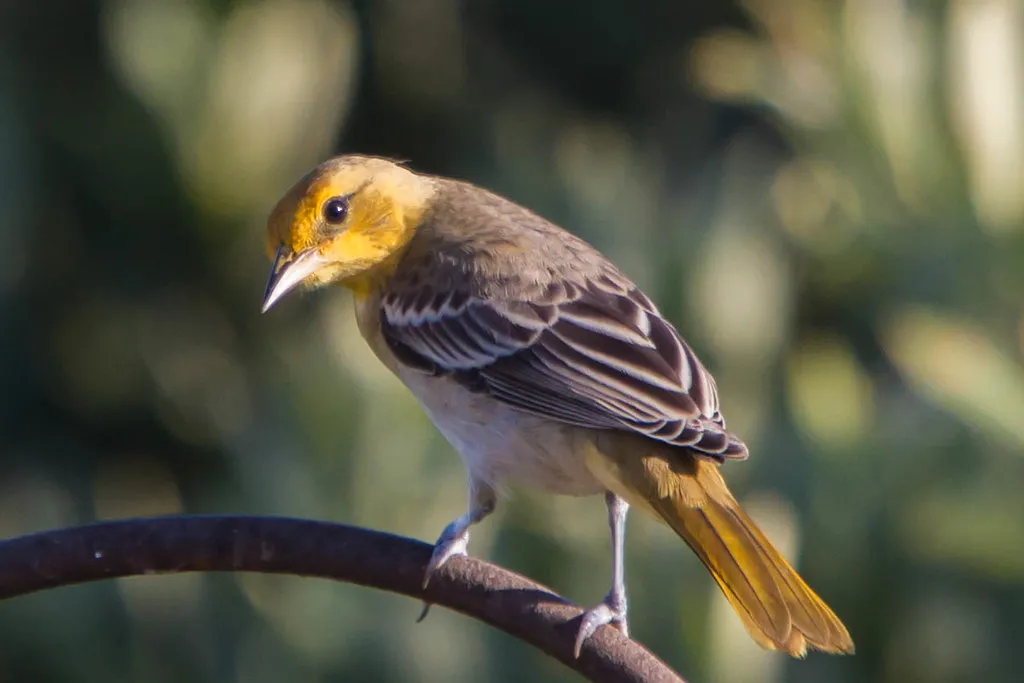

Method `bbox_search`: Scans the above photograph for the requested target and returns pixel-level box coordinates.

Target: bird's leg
[574,491,630,657]
[417,478,496,621]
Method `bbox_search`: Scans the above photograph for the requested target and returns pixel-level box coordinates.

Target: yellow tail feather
[589,437,854,657]
[652,485,853,656]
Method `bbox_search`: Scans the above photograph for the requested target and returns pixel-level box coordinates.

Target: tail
[593,444,854,657]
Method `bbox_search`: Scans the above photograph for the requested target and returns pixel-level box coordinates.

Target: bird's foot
[574,594,629,658]
[416,520,471,623]
[423,520,471,588]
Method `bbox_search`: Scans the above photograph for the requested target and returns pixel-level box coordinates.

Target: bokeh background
[2,0,1023,681]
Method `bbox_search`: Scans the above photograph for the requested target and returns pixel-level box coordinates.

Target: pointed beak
[261,246,328,313]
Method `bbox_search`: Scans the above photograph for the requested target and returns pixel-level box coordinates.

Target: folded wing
[380,270,747,460]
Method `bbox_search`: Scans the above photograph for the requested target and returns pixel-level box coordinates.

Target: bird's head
[261,155,436,312]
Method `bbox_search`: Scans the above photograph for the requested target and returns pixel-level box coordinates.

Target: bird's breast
[354,290,605,496]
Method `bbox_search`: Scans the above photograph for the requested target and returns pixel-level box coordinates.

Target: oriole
[261,155,854,658]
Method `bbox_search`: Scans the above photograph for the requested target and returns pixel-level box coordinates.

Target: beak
[261,246,328,313]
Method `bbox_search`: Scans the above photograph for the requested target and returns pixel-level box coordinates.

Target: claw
[422,521,470,589]
[416,602,432,623]
[417,520,471,624]
[574,599,629,658]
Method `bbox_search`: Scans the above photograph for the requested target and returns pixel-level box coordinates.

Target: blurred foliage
[1,0,1023,682]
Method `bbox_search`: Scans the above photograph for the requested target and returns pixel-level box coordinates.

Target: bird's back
[398,179,632,301]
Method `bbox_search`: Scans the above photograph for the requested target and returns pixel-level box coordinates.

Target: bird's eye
[322,196,350,225]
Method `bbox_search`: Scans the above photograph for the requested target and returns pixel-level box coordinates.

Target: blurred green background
[2,0,1023,681]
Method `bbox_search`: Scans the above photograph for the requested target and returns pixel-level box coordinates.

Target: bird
[260,154,854,659]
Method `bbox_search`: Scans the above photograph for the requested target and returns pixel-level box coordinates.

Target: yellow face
[261,155,436,311]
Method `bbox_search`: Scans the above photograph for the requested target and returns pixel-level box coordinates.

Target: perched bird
[261,155,854,658]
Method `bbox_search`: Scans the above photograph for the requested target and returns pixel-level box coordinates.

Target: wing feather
[380,263,747,460]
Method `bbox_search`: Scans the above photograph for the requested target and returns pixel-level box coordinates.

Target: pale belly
[406,370,606,496]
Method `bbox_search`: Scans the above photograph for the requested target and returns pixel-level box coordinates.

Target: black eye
[322,196,349,224]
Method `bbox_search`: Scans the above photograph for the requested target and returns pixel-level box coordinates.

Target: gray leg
[422,477,496,587]
[417,478,497,621]
[574,491,630,657]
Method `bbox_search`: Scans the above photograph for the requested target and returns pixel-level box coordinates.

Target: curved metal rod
[0,515,685,683]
